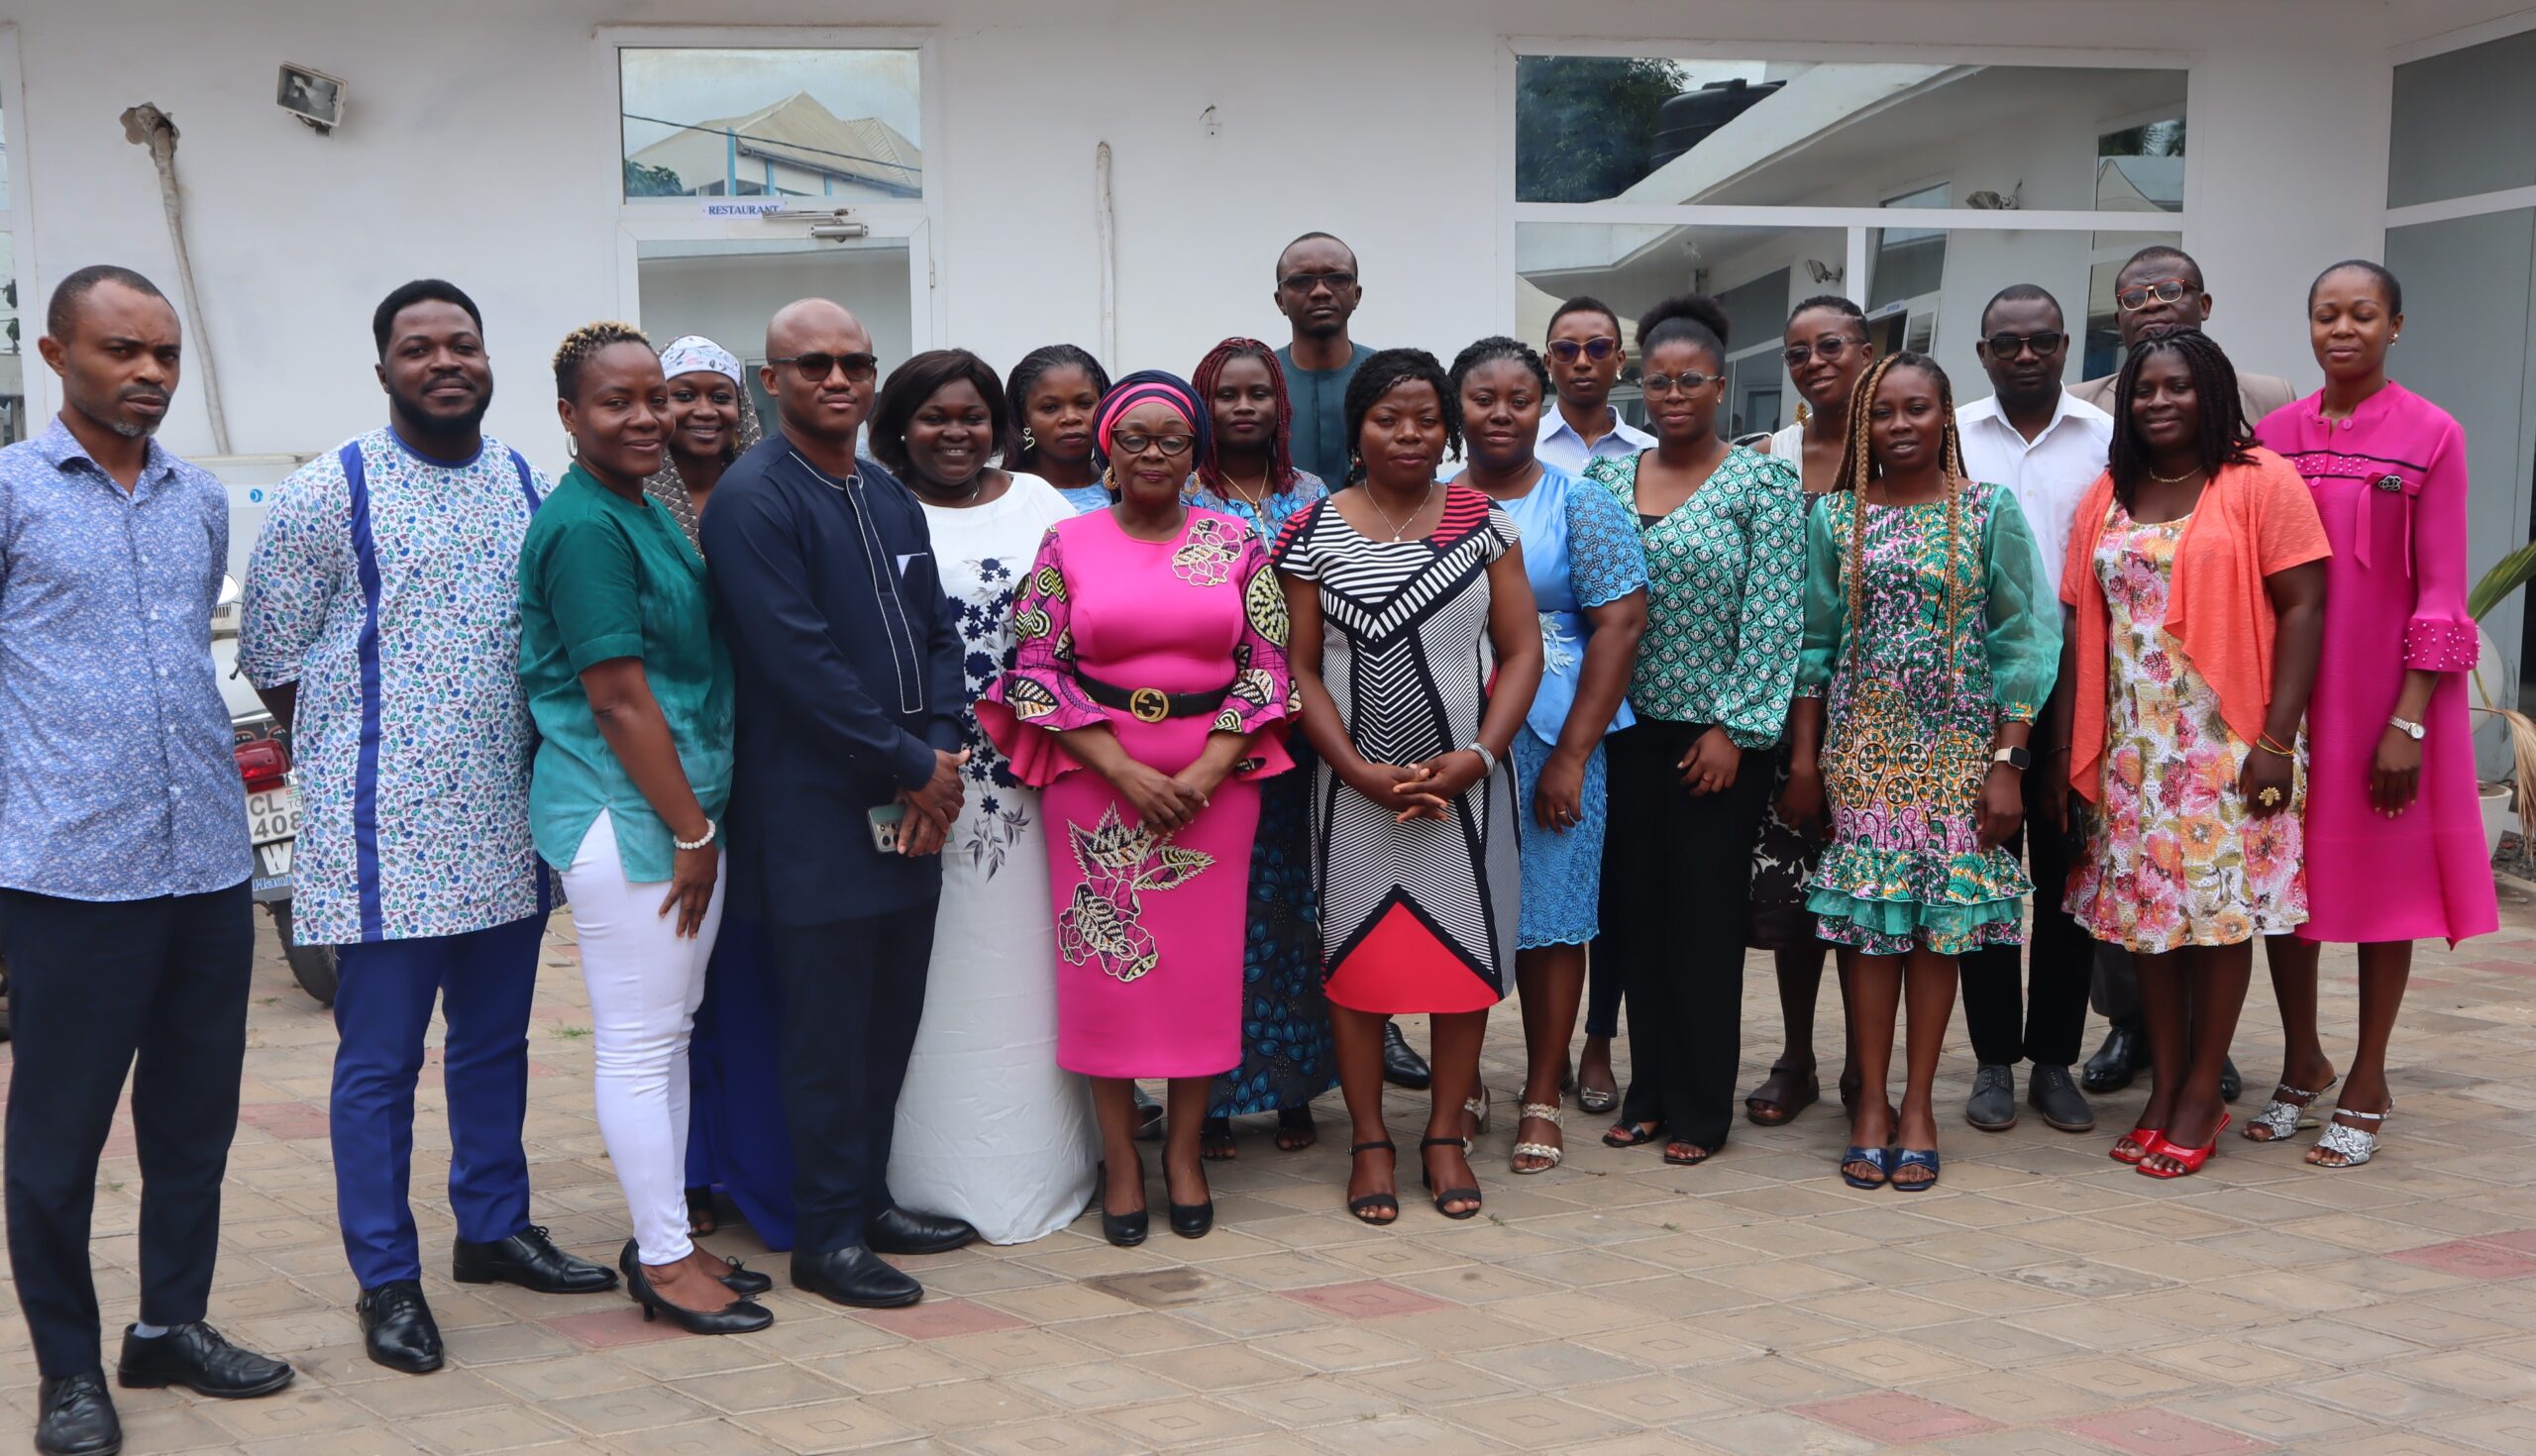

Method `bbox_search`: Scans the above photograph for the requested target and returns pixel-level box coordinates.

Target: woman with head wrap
[644,336,763,549]
[979,370,1297,1247]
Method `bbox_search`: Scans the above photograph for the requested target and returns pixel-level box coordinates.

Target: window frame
[2383,11,2536,231]
[0,24,44,433]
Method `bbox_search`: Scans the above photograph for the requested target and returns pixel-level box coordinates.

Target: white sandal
[2247,1076,2337,1143]
[2309,1100,2390,1168]
[1460,1084,1492,1149]
[1511,1102,1564,1174]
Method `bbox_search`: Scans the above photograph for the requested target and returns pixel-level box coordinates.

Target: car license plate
[247,785,300,847]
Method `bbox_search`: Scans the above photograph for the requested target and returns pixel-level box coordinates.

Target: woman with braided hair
[2050,329,2327,1179]
[1780,351,2059,1192]
[1007,345,1114,513]
[1186,336,1335,1159]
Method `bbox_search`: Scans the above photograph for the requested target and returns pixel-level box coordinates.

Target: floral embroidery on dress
[1537,612,1580,676]
[1172,516,1240,586]
[947,553,1035,877]
[1057,803,1217,982]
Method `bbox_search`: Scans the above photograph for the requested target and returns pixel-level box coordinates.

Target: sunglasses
[770,352,880,383]
[1278,270,1357,294]
[2116,277,2195,312]
[1546,337,1619,364]
[1110,432,1195,458]
[1982,330,2066,360]
[1782,336,1864,367]
[1640,369,1721,396]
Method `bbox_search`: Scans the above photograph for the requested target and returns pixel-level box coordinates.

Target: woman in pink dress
[979,370,1295,1244]
[2250,261,2498,1168]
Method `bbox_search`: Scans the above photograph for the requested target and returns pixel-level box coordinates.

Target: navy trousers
[769,902,935,1255]
[330,913,544,1290]
[1,882,254,1379]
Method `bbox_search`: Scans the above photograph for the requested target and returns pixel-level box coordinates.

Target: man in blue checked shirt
[241,280,616,1381]
[0,265,294,1456]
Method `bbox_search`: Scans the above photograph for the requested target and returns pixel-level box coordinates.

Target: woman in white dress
[869,349,1098,1242]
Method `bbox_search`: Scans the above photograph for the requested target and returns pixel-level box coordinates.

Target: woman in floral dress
[867,350,1098,1243]
[1782,352,2059,1192]
[2056,330,2327,1179]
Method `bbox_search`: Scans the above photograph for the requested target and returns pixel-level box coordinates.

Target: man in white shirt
[1536,296,1654,476]
[1953,283,2112,1139]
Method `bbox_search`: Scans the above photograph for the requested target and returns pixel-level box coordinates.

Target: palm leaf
[2468,540,2536,622]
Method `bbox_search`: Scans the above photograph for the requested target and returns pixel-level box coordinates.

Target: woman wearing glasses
[1584,295,1806,1170]
[979,370,1294,1246]
[1744,296,1877,1130]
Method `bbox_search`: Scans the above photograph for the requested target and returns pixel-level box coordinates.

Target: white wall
[4,0,2516,476]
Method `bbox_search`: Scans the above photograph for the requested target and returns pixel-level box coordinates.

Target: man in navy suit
[701,298,976,1307]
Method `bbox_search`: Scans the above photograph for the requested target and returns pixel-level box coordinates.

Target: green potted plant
[2469,540,2536,858]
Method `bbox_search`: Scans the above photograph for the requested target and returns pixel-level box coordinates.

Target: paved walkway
[6,879,2536,1455]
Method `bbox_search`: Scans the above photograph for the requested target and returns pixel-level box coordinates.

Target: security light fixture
[276,64,346,136]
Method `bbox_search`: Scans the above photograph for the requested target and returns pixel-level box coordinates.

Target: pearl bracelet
[675,820,717,852]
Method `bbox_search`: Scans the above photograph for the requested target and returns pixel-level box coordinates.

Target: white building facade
[2,0,2533,677]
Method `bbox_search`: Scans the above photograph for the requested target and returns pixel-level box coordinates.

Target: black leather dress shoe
[356,1280,443,1375]
[2027,1065,2097,1133]
[792,1245,922,1308]
[2220,1055,2243,1103]
[34,1373,120,1456]
[116,1322,292,1399]
[452,1225,618,1295]
[868,1206,977,1256]
[1382,1022,1432,1091]
[2081,1023,2146,1093]
[1963,1064,2019,1131]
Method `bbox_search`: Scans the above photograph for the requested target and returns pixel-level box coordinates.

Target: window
[620,47,922,202]
[1510,50,2191,402]
[0,89,21,446]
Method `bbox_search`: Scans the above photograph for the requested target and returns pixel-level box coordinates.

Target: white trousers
[562,810,725,1267]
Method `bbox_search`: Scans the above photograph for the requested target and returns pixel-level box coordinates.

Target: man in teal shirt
[1272,232,1372,488]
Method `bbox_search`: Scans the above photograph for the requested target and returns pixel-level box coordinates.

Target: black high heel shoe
[1166,1161,1214,1239]
[1420,1135,1483,1220]
[619,1238,770,1296]
[1097,1161,1148,1247]
[626,1258,774,1334]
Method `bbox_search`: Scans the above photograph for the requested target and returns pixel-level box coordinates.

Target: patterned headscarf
[645,334,762,549]
[1095,369,1211,467]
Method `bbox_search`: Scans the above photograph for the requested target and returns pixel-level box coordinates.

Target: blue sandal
[1839,1145,1891,1190]
[1891,1148,1941,1191]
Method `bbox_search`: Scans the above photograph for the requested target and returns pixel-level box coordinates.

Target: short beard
[388,378,494,441]
[69,393,159,440]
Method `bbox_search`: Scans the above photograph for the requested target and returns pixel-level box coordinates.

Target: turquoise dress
[1186,469,1337,1118]
[1463,464,1646,947]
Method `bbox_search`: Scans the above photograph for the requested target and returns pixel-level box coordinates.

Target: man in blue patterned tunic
[0,265,293,1456]
[241,280,614,1379]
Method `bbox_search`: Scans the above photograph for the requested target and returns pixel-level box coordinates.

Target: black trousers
[1958,770,2092,1068]
[1601,722,1771,1151]
[2,882,253,1379]
[769,900,936,1255]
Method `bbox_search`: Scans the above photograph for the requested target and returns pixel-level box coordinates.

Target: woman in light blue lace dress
[1449,338,1647,1173]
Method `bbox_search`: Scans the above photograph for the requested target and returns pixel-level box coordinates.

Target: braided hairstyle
[1003,343,1112,473]
[1191,336,1297,496]
[1829,350,1970,678]
[1448,335,1551,399]
[552,320,650,401]
[1339,347,1460,485]
[2106,328,2255,511]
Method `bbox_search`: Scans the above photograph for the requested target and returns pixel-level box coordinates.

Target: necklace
[917,470,987,505]
[1367,481,1438,543]
[2148,464,2206,484]
[1215,467,1271,513]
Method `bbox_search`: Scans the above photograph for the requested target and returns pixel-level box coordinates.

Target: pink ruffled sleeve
[1216,526,1299,781]
[2402,415,2479,673]
[977,525,1108,786]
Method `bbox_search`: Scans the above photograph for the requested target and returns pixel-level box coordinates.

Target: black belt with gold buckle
[1076,672,1231,724]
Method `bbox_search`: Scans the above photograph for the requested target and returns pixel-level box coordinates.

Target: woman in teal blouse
[1584,295,1806,1170]
[519,322,763,1334]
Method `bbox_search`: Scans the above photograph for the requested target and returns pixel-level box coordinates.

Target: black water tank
[1650,78,1787,170]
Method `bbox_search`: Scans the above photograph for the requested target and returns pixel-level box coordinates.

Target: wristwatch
[1991,746,2032,771]
[2388,714,2426,742]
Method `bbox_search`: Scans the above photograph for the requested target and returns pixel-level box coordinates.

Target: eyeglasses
[1640,369,1721,396]
[2115,277,2195,312]
[770,352,880,383]
[1782,336,1864,367]
[1278,270,1357,294]
[1546,337,1619,364]
[1981,330,2066,359]
[1110,432,1195,458]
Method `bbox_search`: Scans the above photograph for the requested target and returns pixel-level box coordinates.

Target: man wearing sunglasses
[1272,232,1374,489]
[1536,295,1654,476]
[2069,245,2296,423]
[1953,284,2112,1139]
[701,298,980,1310]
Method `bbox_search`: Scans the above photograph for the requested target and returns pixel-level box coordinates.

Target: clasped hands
[891,748,971,857]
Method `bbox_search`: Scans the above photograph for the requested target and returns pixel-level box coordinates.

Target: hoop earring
[566,434,580,460]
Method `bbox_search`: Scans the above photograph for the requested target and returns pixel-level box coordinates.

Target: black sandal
[1420,1136,1483,1220]
[1200,1115,1237,1162]
[685,1187,717,1237]
[1345,1140,1398,1224]
[1274,1105,1317,1152]
[1602,1119,1663,1149]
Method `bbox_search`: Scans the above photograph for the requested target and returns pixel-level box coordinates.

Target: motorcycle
[214,575,336,1005]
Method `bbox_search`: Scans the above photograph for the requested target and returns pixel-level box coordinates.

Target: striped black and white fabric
[1273,486,1520,1013]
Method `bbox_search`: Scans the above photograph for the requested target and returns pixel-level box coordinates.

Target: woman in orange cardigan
[2047,330,2327,1180]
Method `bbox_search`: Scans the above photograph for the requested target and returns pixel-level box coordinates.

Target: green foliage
[2469,540,2536,622]
[623,158,688,198]
[1516,55,1687,203]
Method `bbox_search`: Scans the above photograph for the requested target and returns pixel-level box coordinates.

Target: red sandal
[2109,1126,2163,1165]
[2136,1113,2231,1180]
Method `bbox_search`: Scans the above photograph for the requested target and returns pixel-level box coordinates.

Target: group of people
[0,225,2497,1454]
